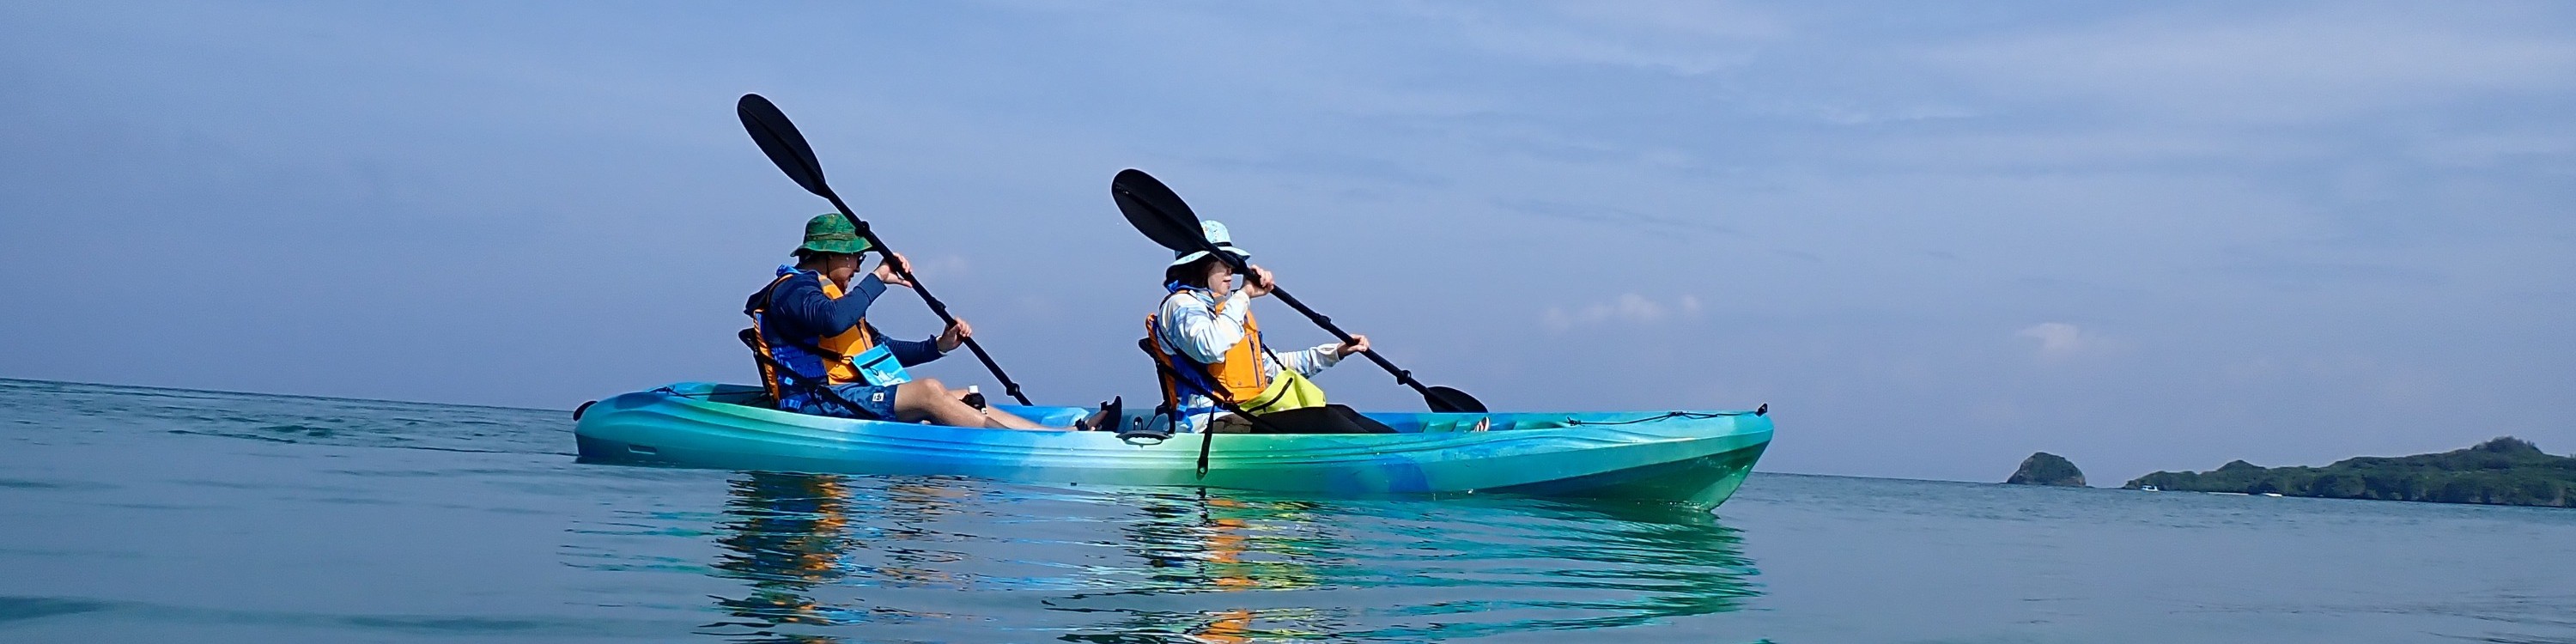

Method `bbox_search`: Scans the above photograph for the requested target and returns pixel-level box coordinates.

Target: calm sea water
[3,378,2572,643]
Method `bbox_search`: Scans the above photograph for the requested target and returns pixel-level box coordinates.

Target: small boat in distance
[2138,484,2161,492]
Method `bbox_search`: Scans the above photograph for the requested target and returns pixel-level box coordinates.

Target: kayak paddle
[736,93,1035,406]
[1109,168,1489,414]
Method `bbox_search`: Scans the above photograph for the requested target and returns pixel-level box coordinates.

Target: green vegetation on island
[2005,452,2087,487]
[2125,437,2576,507]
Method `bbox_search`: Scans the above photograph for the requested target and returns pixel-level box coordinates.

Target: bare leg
[891,378,1060,430]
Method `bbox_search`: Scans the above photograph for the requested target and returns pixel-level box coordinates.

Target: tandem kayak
[573,382,1773,508]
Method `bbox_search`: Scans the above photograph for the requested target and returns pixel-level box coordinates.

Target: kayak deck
[574,383,1771,508]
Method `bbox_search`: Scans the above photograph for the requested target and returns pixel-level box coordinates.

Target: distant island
[2125,437,2575,507]
[2005,452,2087,487]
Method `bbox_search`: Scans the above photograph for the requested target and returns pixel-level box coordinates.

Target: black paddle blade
[1110,168,1208,253]
[1425,386,1487,414]
[737,94,832,198]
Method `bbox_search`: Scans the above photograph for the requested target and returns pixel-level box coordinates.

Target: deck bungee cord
[1560,405,1769,427]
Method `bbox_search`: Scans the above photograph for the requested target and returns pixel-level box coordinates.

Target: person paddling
[748,214,1090,430]
[1143,221,1393,434]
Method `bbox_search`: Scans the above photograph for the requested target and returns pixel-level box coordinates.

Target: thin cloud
[2016,322,2087,361]
[1927,11,2576,123]
[1543,293,1704,331]
[1498,199,1739,238]
[1401,0,1788,76]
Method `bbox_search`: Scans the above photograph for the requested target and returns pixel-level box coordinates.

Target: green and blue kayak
[573,382,1772,508]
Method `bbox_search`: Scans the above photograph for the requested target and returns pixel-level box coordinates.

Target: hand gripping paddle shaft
[1109,169,1486,414]
[737,94,1033,405]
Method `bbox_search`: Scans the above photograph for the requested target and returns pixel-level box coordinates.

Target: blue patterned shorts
[790,382,901,421]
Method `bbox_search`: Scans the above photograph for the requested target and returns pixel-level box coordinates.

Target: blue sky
[3,1,2570,482]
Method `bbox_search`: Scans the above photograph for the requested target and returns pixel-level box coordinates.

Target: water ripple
[0,596,115,624]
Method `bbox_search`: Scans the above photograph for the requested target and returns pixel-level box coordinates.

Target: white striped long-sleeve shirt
[1153,289,1342,431]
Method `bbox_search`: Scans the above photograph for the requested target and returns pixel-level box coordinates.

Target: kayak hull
[573,383,1772,508]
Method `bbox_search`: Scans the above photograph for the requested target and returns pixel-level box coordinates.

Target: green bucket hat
[795,213,874,255]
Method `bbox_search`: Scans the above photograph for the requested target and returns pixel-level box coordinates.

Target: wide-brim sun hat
[1170,220,1252,266]
[795,213,875,255]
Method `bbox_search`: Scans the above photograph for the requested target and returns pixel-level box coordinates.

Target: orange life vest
[810,277,878,384]
[1145,290,1272,414]
[747,272,880,404]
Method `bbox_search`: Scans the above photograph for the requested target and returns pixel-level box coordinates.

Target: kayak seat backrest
[733,328,782,409]
[1136,336,1185,421]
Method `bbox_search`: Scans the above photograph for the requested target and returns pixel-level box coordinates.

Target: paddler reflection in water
[1110,493,1332,642]
[710,473,963,635]
[749,214,1097,430]
[1144,221,1396,434]
[710,472,853,629]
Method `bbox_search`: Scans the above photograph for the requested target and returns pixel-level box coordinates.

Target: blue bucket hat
[1170,221,1252,266]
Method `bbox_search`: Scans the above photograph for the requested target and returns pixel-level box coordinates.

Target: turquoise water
[3,378,2572,643]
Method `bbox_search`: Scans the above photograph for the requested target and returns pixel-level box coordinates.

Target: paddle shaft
[818,193,1034,406]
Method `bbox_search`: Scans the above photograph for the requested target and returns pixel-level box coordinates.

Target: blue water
[3,378,2572,643]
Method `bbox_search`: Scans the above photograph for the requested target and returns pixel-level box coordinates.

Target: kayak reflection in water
[708,472,857,632]
[706,472,969,641]
[1072,493,1765,641]
[1103,491,1342,641]
[1126,493,1330,592]
[867,482,968,588]
[1141,220,1404,435]
[698,477,1764,641]
[744,214,1103,430]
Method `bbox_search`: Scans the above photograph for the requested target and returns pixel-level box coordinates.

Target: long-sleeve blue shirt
[760,270,946,368]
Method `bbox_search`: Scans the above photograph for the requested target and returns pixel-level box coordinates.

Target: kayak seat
[734,327,870,415]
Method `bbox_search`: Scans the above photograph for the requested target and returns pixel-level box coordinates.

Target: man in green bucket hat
[743,214,1085,430]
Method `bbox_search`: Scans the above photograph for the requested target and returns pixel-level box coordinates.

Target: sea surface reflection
[690,472,1760,642]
